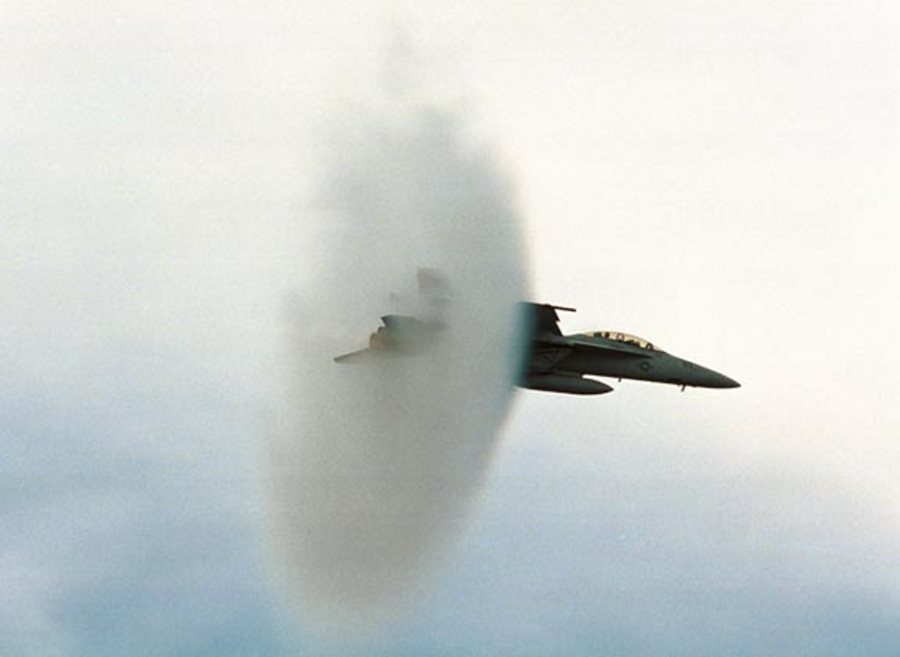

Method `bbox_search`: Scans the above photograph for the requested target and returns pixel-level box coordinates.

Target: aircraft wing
[334,315,436,363]
[381,315,427,332]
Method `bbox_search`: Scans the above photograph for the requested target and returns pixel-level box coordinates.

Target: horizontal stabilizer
[333,348,374,364]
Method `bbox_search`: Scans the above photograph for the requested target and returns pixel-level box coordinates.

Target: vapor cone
[269,77,527,628]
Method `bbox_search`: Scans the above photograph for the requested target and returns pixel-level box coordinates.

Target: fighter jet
[334,293,739,395]
[520,302,739,394]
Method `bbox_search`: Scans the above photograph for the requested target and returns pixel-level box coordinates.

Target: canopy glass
[581,330,661,351]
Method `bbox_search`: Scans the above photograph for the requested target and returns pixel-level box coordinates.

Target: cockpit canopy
[582,330,661,352]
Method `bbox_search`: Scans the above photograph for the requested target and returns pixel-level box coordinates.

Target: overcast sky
[3,1,899,655]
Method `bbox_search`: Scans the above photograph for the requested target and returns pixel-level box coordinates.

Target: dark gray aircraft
[334,300,739,395]
[520,302,739,395]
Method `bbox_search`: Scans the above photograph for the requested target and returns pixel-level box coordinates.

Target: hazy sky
[3,1,899,655]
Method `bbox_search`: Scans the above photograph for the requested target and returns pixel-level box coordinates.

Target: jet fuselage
[520,305,739,394]
[539,333,740,390]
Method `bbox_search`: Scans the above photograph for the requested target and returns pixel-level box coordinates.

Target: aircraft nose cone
[703,368,740,389]
[684,360,741,389]
[716,373,741,389]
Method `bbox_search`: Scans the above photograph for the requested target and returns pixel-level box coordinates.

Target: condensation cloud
[268,53,528,629]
